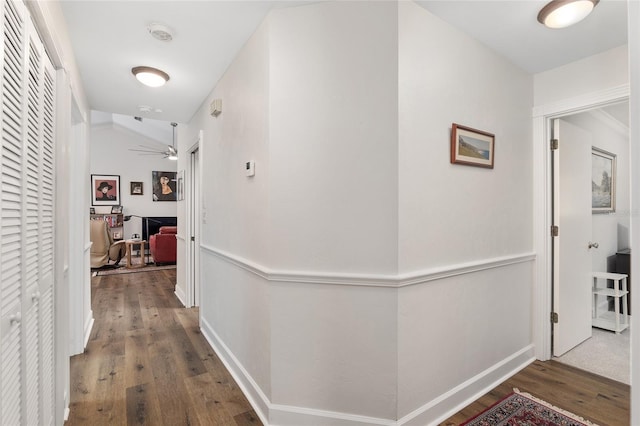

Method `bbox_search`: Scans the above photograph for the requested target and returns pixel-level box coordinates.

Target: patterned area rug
[461,389,599,426]
[92,255,175,276]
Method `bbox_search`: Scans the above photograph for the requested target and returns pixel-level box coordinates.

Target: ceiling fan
[129,121,178,160]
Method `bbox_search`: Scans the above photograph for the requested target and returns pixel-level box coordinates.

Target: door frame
[184,131,202,308]
[532,85,629,361]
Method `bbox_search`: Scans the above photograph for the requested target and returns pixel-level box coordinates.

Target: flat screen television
[142,216,177,241]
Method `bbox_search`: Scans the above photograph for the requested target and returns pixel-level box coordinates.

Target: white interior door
[553,118,593,356]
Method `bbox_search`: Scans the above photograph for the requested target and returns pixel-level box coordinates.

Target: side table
[125,240,147,269]
[592,272,629,334]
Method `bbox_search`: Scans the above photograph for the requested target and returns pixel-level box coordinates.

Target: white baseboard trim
[269,405,395,426]
[83,312,94,350]
[200,315,533,426]
[174,285,187,307]
[200,317,271,425]
[64,407,70,422]
[411,345,535,426]
[200,317,396,426]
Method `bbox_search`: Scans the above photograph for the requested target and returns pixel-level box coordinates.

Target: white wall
[397,3,534,422]
[268,4,400,419]
[534,45,629,107]
[89,116,177,239]
[182,1,539,424]
[398,2,533,271]
[185,15,273,404]
[268,1,399,274]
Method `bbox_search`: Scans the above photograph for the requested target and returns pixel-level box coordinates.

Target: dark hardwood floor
[66,269,262,426]
[67,268,629,426]
[440,359,630,425]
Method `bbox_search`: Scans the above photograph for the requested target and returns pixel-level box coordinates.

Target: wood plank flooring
[66,269,262,426]
[68,269,629,425]
[440,359,630,425]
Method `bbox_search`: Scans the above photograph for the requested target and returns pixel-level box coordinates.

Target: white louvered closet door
[1,1,26,424]
[0,1,56,425]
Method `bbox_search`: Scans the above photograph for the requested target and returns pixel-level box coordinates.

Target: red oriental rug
[461,388,599,426]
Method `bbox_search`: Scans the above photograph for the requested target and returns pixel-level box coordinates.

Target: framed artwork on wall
[450,123,495,169]
[111,205,123,214]
[130,181,143,195]
[152,171,177,201]
[91,174,120,206]
[592,147,616,214]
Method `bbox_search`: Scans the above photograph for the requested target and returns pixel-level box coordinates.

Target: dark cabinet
[614,249,631,314]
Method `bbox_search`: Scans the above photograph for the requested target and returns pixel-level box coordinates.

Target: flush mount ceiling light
[537,0,599,29]
[131,66,170,87]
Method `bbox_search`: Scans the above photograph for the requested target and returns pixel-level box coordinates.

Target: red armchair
[149,226,177,265]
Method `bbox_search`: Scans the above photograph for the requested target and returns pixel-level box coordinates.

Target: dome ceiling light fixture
[537,0,599,29]
[131,66,170,87]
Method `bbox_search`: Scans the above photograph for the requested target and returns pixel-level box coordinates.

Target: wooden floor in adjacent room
[66,269,262,426]
[440,359,630,425]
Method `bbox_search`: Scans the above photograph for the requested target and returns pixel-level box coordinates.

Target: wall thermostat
[245,160,255,177]
[210,98,222,117]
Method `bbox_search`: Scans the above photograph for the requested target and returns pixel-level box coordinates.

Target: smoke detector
[147,23,174,42]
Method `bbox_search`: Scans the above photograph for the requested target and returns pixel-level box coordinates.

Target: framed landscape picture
[592,147,616,214]
[450,123,495,169]
[91,174,120,206]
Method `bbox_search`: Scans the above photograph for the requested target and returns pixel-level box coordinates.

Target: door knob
[588,242,599,249]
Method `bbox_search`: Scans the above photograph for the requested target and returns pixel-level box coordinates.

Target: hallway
[66,269,261,425]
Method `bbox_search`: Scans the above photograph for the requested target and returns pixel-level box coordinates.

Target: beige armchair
[90,220,126,268]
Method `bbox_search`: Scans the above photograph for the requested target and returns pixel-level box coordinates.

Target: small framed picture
[130,181,143,195]
[111,205,123,214]
[450,123,495,169]
[592,147,616,214]
[89,207,95,214]
[91,174,120,206]
[112,231,122,240]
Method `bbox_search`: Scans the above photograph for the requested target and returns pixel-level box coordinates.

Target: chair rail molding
[200,244,536,288]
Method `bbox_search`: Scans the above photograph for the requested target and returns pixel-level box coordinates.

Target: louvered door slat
[40,66,54,272]
[40,284,54,424]
[2,322,21,425]
[24,301,39,426]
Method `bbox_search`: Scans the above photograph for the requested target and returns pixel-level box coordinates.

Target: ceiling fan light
[132,66,170,87]
[537,0,599,29]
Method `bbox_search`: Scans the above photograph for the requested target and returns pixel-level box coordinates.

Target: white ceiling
[59,0,629,125]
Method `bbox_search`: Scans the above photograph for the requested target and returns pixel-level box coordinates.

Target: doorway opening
[184,131,202,308]
[550,101,630,384]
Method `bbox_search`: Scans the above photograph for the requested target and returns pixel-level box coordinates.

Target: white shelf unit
[592,272,629,333]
